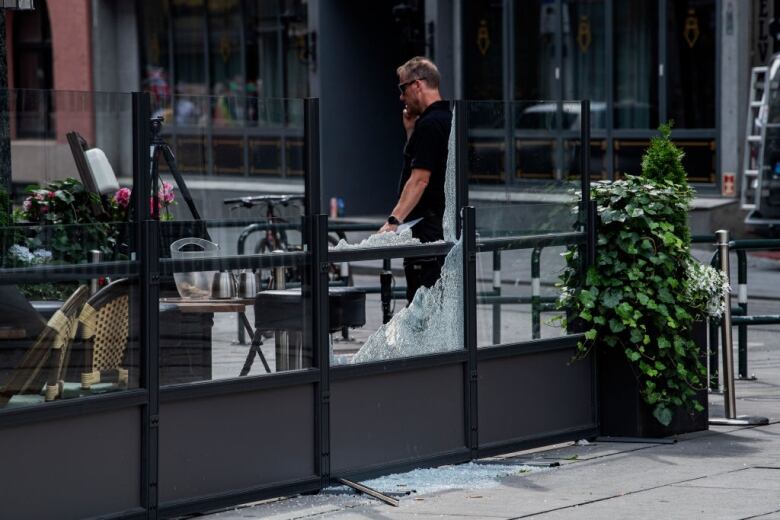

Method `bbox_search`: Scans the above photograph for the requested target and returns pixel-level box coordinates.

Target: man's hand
[403,107,417,139]
[379,222,398,234]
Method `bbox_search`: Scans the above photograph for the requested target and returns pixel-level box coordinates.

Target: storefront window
[140,0,171,115]
[464,0,503,101]
[562,0,606,129]
[614,0,658,129]
[209,0,244,126]
[514,0,556,102]
[667,0,716,129]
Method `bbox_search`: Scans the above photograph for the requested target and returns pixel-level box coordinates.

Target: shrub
[558,124,725,426]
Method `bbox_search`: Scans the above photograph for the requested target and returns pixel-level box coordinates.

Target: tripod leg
[240,331,262,377]
[160,144,202,221]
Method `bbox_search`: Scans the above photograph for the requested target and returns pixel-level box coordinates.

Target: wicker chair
[73,278,132,391]
[0,285,90,408]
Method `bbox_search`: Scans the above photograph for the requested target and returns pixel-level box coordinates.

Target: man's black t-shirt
[399,100,452,242]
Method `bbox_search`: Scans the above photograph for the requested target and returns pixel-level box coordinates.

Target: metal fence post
[709,230,768,426]
[462,206,478,459]
[736,250,752,379]
[718,231,737,418]
[531,246,542,339]
[133,92,159,519]
[708,247,720,391]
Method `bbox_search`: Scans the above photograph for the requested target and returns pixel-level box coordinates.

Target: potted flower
[558,123,728,437]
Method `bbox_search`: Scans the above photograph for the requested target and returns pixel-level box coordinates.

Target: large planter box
[597,320,708,438]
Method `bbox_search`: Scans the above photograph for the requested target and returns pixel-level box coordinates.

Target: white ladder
[741,66,768,211]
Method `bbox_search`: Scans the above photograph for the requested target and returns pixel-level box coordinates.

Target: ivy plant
[558,123,712,426]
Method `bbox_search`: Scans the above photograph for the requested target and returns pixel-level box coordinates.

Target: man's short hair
[397,57,440,90]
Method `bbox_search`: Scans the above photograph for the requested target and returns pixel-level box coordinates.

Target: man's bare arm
[379,168,431,233]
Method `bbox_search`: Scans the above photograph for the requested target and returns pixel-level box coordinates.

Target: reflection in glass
[464,0,503,100]
[515,0,556,101]
[666,0,716,129]
[0,280,140,409]
[564,139,607,180]
[475,204,579,348]
[614,0,658,129]
[562,0,606,128]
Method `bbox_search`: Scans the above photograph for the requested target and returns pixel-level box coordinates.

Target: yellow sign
[577,16,592,53]
[477,20,490,56]
[684,8,700,48]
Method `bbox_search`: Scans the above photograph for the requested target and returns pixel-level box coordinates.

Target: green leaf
[658,337,671,350]
[601,289,622,308]
[609,319,626,333]
[653,405,673,426]
[584,329,597,341]
[625,349,641,362]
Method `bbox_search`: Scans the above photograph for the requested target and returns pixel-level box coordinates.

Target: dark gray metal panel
[331,365,465,473]
[0,408,142,519]
[478,348,595,445]
[159,384,315,503]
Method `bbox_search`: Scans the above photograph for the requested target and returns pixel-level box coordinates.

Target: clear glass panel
[614,0,658,129]
[475,203,581,348]
[156,96,310,384]
[562,0,606,128]
[514,0,557,101]
[172,0,207,98]
[464,0,503,100]
[139,0,172,105]
[666,0,716,129]
[0,90,138,409]
[563,139,607,180]
[208,0,243,103]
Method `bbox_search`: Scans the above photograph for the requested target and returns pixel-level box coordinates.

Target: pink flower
[160,182,175,204]
[114,187,131,209]
[34,192,46,202]
[48,191,56,200]
[22,198,31,212]
[39,204,48,214]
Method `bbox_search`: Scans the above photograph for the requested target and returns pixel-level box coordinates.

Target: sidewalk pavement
[195,326,780,520]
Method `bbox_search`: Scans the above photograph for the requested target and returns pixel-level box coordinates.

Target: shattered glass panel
[336,108,462,364]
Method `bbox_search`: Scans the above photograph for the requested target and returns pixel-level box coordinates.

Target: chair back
[0,285,89,407]
[76,278,131,389]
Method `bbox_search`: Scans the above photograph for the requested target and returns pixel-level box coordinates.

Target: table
[160,297,271,374]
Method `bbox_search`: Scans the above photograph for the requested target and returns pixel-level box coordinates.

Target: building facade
[2,0,769,215]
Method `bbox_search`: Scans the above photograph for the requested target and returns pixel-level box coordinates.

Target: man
[379,57,451,303]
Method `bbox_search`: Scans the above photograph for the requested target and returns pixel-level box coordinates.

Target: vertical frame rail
[134,92,158,518]
[462,206,478,458]
[313,214,330,489]
[305,98,321,216]
[492,250,501,344]
[580,99,595,270]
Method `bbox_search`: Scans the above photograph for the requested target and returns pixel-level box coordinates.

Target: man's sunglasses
[398,77,424,94]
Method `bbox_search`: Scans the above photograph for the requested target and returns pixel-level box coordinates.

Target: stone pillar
[722,0,752,198]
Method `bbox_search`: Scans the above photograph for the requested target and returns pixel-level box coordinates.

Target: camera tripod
[147,116,205,225]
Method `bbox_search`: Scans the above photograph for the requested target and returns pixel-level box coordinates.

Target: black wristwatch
[387,215,401,226]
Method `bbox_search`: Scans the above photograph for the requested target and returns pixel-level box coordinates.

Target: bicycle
[223,194,353,286]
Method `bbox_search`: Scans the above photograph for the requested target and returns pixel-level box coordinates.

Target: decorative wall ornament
[477,19,490,56]
[220,34,231,63]
[577,15,592,53]
[684,8,700,48]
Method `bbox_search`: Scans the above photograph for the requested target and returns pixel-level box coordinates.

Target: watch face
[388,216,400,225]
